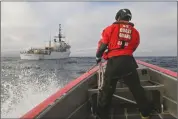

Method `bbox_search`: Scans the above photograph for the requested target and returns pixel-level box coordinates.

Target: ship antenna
[59,24,62,41]
[58,24,65,41]
[49,31,51,48]
[54,24,65,42]
[49,31,51,41]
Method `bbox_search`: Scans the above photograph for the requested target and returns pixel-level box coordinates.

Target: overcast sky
[1,2,177,57]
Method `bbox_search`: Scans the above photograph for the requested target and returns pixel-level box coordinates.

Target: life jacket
[102,21,140,60]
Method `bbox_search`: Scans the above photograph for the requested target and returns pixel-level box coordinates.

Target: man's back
[100,21,140,59]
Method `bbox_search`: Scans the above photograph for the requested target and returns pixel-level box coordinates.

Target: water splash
[1,61,66,118]
[1,74,63,118]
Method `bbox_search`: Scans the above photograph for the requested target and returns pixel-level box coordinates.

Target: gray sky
[1,2,177,57]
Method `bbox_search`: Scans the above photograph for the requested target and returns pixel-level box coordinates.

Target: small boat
[20,60,177,119]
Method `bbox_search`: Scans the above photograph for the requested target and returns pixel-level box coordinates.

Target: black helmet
[115,9,132,21]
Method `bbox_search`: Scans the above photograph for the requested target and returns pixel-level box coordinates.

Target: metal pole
[113,94,137,104]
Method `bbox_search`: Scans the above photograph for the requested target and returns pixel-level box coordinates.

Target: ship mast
[49,32,51,48]
[54,24,65,42]
[59,24,62,41]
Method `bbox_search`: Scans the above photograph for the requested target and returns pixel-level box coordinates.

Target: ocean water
[1,56,177,118]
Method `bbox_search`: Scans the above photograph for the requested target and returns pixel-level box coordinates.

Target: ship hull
[20,54,44,60]
[20,50,70,60]
[44,50,70,60]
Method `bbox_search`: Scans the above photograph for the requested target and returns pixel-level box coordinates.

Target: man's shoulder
[133,27,139,35]
[104,24,114,30]
[102,24,116,32]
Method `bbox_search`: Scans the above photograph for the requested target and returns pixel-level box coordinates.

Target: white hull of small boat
[20,60,177,119]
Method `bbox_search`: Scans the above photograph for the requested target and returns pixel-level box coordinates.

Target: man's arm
[96,26,112,60]
[96,40,107,58]
[133,29,140,52]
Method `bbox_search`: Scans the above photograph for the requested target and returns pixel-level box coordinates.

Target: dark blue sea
[1,56,177,118]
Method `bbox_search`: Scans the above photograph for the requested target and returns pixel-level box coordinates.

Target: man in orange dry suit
[95,9,152,119]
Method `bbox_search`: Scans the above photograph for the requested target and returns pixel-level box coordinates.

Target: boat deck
[87,64,177,119]
[109,103,175,119]
[87,101,176,119]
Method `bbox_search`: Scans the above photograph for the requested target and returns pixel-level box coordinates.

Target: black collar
[113,21,134,27]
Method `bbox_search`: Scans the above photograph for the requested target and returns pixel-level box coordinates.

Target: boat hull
[20,60,177,119]
[44,50,70,60]
[20,54,44,60]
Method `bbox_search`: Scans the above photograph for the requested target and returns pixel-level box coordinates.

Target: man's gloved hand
[96,57,101,64]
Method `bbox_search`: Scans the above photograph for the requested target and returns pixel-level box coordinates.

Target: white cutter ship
[20,24,71,60]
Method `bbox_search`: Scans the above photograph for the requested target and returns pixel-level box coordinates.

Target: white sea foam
[1,68,64,118]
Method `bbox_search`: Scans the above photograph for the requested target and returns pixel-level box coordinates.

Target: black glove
[96,57,101,64]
